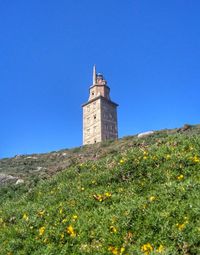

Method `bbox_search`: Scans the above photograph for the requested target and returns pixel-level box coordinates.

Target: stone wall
[83,98,101,145]
[89,85,110,101]
[100,99,118,141]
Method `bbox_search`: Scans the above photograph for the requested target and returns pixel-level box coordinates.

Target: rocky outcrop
[15,179,25,185]
[138,131,154,138]
[0,174,18,185]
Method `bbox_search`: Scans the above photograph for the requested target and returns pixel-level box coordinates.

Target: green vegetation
[0,125,200,254]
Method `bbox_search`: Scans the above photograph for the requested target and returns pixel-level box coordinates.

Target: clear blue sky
[0,1,200,158]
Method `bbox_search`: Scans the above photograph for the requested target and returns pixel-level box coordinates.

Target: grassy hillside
[0,124,200,254]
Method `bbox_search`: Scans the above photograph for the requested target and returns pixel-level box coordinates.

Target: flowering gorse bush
[0,131,200,254]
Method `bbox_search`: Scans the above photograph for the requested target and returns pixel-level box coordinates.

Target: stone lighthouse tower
[82,66,118,145]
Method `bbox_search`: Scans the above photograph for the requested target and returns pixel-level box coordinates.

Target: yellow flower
[108,246,125,255]
[110,226,117,233]
[120,159,125,164]
[81,187,85,191]
[66,225,76,237]
[143,156,148,160]
[59,208,63,214]
[149,196,156,202]
[120,247,125,254]
[177,174,184,180]
[93,194,103,202]
[157,244,164,253]
[105,192,112,198]
[143,151,148,155]
[193,155,200,163]
[72,215,78,221]
[108,246,118,255]
[38,210,45,217]
[141,243,153,255]
[93,192,112,202]
[22,213,29,221]
[39,226,45,236]
[62,218,68,223]
[176,220,188,231]
[166,154,171,159]
[176,223,185,230]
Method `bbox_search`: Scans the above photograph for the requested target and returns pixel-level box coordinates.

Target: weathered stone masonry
[82,66,118,145]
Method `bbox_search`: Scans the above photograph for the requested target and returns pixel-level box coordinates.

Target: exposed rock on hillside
[0,174,18,185]
[0,124,199,187]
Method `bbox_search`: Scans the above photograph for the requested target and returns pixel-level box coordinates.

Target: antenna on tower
[93,65,96,85]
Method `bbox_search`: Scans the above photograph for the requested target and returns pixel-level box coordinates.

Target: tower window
[94,114,96,120]
[94,139,97,143]
[109,113,114,119]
